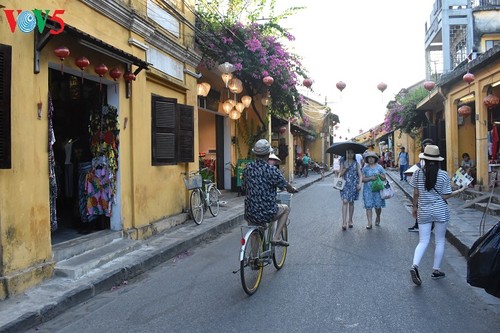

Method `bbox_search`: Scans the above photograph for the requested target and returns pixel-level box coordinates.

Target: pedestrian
[461,152,475,184]
[338,149,363,230]
[243,139,298,247]
[268,152,281,167]
[409,145,466,286]
[361,151,386,229]
[408,138,434,232]
[294,154,303,177]
[302,152,311,177]
[397,146,409,181]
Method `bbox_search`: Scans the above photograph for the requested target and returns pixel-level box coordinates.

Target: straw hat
[252,139,273,155]
[418,144,444,161]
[364,151,379,162]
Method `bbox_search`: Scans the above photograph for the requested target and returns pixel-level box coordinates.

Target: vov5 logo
[3,9,65,34]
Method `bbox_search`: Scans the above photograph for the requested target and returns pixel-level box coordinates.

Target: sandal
[366,225,372,229]
[270,239,289,247]
[348,222,353,228]
[375,217,381,226]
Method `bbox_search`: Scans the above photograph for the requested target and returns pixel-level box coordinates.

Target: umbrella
[326,141,367,155]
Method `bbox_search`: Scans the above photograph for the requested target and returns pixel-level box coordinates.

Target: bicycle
[181,168,221,225]
[236,192,292,295]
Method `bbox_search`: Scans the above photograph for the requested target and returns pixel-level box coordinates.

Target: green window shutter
[177,104,194,163]
[152,96,176,165]
[0,44,12,169]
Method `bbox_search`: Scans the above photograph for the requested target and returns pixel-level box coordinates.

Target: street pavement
[0,167,499,332]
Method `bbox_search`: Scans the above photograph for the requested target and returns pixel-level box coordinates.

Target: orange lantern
[303,78,313,88]
[75,56,90,83]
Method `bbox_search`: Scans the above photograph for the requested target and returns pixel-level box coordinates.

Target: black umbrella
[326,141,367,155]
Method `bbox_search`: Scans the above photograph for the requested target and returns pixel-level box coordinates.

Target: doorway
[49,69,113,244]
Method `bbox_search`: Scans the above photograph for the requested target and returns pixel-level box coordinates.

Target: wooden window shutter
[0,44,12,169]
[152,96,176,165]
[177,104,194,163]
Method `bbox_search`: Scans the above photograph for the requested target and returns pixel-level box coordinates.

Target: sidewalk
[0,170,330,332]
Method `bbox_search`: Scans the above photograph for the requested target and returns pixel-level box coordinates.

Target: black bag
[466,221,500,298]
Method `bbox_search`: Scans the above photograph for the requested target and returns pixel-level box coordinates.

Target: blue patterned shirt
[243,159,288,224]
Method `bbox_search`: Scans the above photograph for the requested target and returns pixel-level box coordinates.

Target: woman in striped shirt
[408,145,466,286]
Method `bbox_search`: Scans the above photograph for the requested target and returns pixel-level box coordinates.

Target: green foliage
[383,87,429,134]
[237,119,267,158]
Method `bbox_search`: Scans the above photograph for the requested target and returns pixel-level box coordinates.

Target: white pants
[412,222,448,271]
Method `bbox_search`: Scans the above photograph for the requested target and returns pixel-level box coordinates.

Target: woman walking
[338,149,363,230]
[409,145,465,285]
[362,151,386,229]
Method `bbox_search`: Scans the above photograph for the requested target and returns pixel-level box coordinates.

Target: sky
[275,0,436,140]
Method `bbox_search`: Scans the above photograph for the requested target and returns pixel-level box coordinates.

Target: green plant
[237,119,267,158]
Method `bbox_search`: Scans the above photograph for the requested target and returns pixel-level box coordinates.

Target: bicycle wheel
[272,223,288,270]
[190,188,204,225]
[240,230,263,295]
[208,186,220,217]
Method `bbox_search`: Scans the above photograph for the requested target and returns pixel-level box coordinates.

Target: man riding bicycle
[243,139,298,247]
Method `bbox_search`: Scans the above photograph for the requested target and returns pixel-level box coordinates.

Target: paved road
[26,179,500,333]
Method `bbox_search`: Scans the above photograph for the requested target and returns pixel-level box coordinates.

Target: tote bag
[380,180,394,199]
[333,177,346,190]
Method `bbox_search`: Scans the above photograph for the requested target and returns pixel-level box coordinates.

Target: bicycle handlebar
[180,167,210,176]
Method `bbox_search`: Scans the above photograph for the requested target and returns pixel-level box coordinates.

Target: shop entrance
[49,69,116,244]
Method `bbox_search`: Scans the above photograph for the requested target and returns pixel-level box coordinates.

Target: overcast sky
[277,0,436,139]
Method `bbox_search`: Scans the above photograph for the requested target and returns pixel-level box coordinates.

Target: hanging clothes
[48,94,58,231]
[86,156,113,218]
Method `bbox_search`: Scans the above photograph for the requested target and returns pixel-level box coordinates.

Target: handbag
[379,180,394,199]
[371,175,385,192]
[333,177,346,190]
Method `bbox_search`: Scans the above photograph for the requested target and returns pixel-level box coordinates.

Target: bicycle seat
[203,179,212,184]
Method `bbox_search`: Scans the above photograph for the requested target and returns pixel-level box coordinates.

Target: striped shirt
[409,169,452,224]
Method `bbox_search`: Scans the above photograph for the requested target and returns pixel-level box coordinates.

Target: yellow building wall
[0,0,199,297]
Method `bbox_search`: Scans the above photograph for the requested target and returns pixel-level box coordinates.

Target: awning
[271,116,316,137]
[416,88,445,111]
[35,18,150,74]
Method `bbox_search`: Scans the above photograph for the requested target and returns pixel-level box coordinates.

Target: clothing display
[48,94,58,231]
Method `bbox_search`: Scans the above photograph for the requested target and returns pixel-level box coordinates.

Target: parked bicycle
[236,192,292,295]
[181,168,221,225]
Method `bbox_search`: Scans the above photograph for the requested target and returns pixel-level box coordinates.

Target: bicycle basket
[183,174,202,190]
[276,192,292,208]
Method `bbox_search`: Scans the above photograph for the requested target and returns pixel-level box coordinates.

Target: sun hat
[252,139,273,155]
[364,151,379,162]
[268,153,281,162]
[418,144,444,161]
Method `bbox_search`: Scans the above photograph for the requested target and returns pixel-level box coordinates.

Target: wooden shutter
[152,96,176,165]
[177,104,194,162]
[0,44,12,169]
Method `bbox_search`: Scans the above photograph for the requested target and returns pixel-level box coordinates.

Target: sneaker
[410,265,422,286]
[408,226,419,232]
[431,271,445,279]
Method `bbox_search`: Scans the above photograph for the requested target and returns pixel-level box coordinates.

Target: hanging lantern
[261,96,271,106]
[197,82,211,97]
[262,76,274,86]
[228,78,243,94]
[336,81,346,92]
[377,82,387,93]
[75,56,90,83]
[95,64,108,89]
[225,99,236,108]
[229,109,241,120]
[458,105,472,117]
[423,81,435,92]
[463,72,475,84]
[109,67,122,93]
[221,73,233,87]
[303,78,313,88]
[218,62,235,74]
[241,95,252,108]
[222,101,233,114]
[279,126,287,135]
[483,93,500,109]
[235,102,245,113]
[54,46,70,74]
[123,71,136,82]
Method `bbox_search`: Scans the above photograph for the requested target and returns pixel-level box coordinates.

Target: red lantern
[483,94,500,109]
[377,82,387,93]
[303,78,313,88]
[278,126,287,135]
[262,76,274,86]
[423,81,435,92]
[336,81,346,92]
[95,64,108,90]
[54,46,70,74]
[463,72,475,84]
[75,56,90,83]
[109,67,122,93]
[123,72,136,82]
[458,105,472,117]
